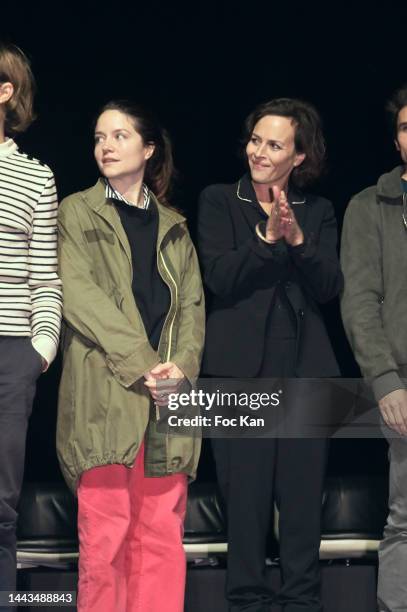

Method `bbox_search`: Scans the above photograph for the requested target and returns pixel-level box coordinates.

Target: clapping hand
[264,185,304,247]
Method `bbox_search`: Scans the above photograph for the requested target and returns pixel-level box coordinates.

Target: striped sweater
[0,138,62,364]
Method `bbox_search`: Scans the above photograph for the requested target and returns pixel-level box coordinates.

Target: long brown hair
[96,100,174,206]
[0,42,36,135]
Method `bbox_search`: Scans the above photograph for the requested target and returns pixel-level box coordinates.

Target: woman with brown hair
[57,100,205,612]
[0,42,62,609]
[198,98,343,612]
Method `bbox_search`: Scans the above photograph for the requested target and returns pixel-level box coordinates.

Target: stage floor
[17,561,377,611]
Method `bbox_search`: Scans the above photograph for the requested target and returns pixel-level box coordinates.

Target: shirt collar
[236,173,306,205]
[0,138,18,159]
[104,178,151,209]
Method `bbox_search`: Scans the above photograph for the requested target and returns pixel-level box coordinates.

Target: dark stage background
[2,2,406,482]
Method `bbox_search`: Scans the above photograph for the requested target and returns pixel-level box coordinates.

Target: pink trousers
[77,443,188,612]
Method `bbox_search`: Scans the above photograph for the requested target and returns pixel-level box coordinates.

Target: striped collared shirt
[104,179,151,209]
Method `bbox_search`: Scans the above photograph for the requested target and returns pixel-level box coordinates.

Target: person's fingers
[383,405,402,435]
[380,404,396,428]
[280,190,287,203]
[150,364,166,375]
[144,379,156,388]
[155,383,179,395]
[280,217,295,233]
[279,201,295,221]
[145,382,174,398]
[386,405,398,428]
[152,366,173,378]
[154,386,182,405]
[146,386,160,400]
[386,417,402,435]
[279,215,292,225]
[145,377,174,388]
[391,405,406,435]
[272,185,281,203]
[151,362,179,376]
[149,387,168,402]
[159,363,185,379]
[286,209,296,226]
[399,396,407,431]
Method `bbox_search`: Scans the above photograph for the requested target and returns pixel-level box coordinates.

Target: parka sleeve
[170,228,205,383]
[58,196,159,387]
[340,193,403,401]
[288,199,343,303]
[198,185,289,299]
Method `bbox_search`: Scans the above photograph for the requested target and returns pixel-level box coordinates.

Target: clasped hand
[144,362,185,406]
[265,185,304,247]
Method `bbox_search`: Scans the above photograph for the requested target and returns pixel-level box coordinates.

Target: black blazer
[197,174,343,377]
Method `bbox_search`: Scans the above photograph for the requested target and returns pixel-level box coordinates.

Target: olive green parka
[56,180,205,492]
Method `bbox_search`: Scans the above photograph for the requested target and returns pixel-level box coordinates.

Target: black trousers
[0,337,42,612]
[212,338,329,612]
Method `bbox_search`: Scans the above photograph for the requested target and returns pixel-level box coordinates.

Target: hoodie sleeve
[341,189,405,401]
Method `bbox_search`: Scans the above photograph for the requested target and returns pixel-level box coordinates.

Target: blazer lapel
[288,184,309,233]
[235,174,265,232]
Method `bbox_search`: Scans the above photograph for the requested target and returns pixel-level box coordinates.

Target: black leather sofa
[16,461,388,612]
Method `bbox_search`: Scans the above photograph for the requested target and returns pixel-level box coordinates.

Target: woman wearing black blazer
[198,98,343,612]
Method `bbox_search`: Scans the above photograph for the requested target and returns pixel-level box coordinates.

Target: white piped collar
[236,174,307,205]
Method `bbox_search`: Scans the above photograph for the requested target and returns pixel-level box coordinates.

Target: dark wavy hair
[0,42,36,135]
[386,85,407,139]
[95,100,174,206]
[242,97,326,187]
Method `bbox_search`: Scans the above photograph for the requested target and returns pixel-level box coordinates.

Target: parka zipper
[155,248,178,420]
[403,193,407,230]
[159,251,178,362]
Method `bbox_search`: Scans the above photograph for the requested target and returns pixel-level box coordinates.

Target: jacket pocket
[84,229,115,244]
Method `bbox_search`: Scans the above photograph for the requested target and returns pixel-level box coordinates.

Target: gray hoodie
[341,165,407,401]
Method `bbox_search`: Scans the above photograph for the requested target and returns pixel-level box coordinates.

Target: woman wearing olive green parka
[56,101,205,612]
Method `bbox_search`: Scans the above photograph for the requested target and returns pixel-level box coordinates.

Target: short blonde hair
[0,43,35,135]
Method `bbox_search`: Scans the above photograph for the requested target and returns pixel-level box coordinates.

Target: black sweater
[114,199,170,351]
